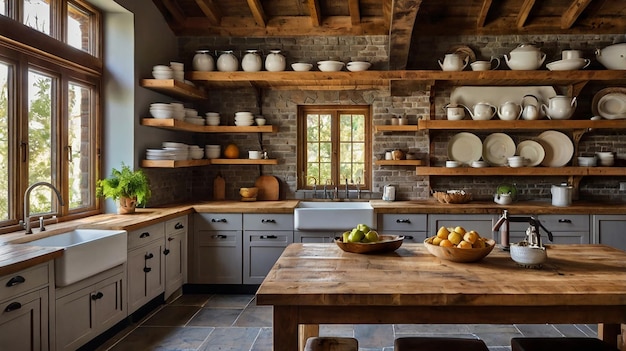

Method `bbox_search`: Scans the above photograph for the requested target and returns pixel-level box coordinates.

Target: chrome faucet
[323,179,331,199]
[307,176,318,199]
[345,178,349,199]
[22,182,64,234]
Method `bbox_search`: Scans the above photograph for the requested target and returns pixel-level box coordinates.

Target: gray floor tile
[474,331,523,348]
[234,305,273,327]
[187,308,243,327]
[108,326,212,351]
[171,294,213,307]
[514,324,562,337]
[394,324,473,335]
[250,327,273,351]
[205,294,254,308]
[553,324,592,337]
[199,327,260,351]
[320,324,356,337]
[143,305,201,327]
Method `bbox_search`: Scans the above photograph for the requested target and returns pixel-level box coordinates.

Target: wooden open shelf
[375,160,423,166]
[141,159,211,168]
[418,119,626,130]
[209,158,279,165]
[374,125,419,132]
[140,118,278,133]
[140,79,208,99]
[416,166,624,176]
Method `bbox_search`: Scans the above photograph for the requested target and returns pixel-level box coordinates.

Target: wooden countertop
[0,244,63,277]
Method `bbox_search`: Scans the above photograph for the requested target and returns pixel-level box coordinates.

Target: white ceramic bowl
[510,242,547,267]
[190,149,205,159]
[205,149,220,159]
[206,117,220,126]
[248,151,262,159]
[149,109,173,119]
[205,112,220,117]
[255,118,266,126]
[152,71,173,79]
[446,160,461,168]
[578,156,596,167]
[318,61,344,72]
[169,62,184,71]
[596,152,614,159]
[346,61,371,72]
[291,63,313,72]
[471,160,488,168]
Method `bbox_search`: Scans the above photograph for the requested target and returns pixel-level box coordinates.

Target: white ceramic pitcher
[438,53,469,71]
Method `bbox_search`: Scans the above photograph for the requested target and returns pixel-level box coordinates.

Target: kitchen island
[256,243,626,351]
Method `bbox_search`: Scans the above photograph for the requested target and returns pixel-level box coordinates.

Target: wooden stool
[394,337,489,351]
[303,337,358,351]
[511,337,620,351]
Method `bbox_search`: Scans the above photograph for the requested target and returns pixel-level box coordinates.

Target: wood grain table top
[256,243,626,307]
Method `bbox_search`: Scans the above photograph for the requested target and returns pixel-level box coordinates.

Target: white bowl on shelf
[291,63,313,71]
[318,61,344,72]
[346,61,371,72]
[149,108,173,119]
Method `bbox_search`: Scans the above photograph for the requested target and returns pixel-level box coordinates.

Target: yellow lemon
[436,226,450,239]
[454,226,466,235]
[448,231,463,245]
[457,240,473,249]
[439,239,454,247]
[463,231,479,244]
[432,237,443,246]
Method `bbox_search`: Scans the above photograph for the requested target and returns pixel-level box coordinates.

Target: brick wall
[143,33,626,206]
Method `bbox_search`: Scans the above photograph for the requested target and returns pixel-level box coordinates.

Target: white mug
[562,50,582,60]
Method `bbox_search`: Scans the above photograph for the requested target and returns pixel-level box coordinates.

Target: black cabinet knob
[6,275,25,287]
[163,249,170,255]
[558,219,572,223]
[139,232,150,238]
[91,292,103,300]
[396,219,411,223]
[212,218,227,223]
[143,267,152,273]
[261,219,276,223]
[260,235,278,239]
[145,253,154,260]
[174,222,184,229]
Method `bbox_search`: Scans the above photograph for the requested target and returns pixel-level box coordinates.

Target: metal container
[551,184,572,207]
[383,185,396,201]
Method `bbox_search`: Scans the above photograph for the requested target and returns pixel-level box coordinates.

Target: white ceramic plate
[482,133,516,166]
[447,132,482,165]
[537,131,573,167]
[546,58,590,71]
[516,140,545,167]
[597,93,626,119]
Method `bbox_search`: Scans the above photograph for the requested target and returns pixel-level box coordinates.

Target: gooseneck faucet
[22,182,64,234]
[307,176,318,199]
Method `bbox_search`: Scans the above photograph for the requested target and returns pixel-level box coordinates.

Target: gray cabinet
[378,213,427,243]
[0,262,51,351]
[508,214,590,244]
[127,223,165,314]
[55,265,125,351]
[294,230,337,243]
[164,216,187,299]
[593,215,626,251]
[243,214,293,284]
[193,213,243,284]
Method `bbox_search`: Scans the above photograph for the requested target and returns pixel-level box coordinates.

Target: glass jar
[216,50,238,72]
[192,50,214,71]
[265,50,286,72]
[241,50,263,72]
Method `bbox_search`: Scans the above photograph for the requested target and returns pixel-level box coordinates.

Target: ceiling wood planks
[161,0,186,24]
[561,0,593,29]
[308,0,323,27]
[194,0,221,26]
[476,0,493,28]
[516,0,536,28]
[388,0,422,70]
[247,0,267,27]
[348,0,361,26]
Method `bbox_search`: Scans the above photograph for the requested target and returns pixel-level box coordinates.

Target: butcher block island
[256,243,626,351]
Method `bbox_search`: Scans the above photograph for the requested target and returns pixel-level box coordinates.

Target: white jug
[382,185,396,201]
[498,101,522,121]
[192,50,214,71]
[265,50,286,72]
[438,53,469,71]
[521,94,541,120]
[463,102,497,121]
[242,50,262,72]
[217,50,238,72]
[542,96,577,120]
[551,184,573,207]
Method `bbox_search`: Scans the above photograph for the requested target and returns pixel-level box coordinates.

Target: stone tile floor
[95,294,599,351]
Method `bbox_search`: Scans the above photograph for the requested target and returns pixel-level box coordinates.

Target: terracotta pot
[117,196,137,214]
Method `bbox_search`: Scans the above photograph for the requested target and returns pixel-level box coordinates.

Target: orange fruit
[463,231,479,244]
[457,240,472,249]
[439,239,454,247]
[224,144,239,159]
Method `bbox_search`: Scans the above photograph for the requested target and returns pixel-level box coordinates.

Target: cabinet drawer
[197,230,240,246]
[539,215,589,232]
[195,213,242,231]
[379,214,427,232]
[165,215,188,234]
[0,262,50,302]
[245,231,293,245]
[128,222,165,250]
[244,214,293,231]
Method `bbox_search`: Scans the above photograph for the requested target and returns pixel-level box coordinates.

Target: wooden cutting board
[213,174,225,200]
[254,175,279,201]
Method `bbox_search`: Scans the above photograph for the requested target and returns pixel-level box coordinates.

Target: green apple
[357,224,370,233]
[365,230,380,243]
[342,231,350,243]
[348,230,364,243]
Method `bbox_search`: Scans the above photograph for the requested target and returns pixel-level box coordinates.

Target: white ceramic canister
[382,185,396,201]
[217,50,239,72]
[265,50,286,72]
[192,50,215,71]
[242,50,263,72]
[551,184,573,207]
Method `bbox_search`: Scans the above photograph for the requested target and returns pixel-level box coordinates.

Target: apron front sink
[294,201,376,231]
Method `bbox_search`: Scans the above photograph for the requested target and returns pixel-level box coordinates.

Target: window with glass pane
[67,1,94,53]
[299,106,370,190]
[67,81,93,210]
[23,0,51,35]
[0,62,10,221]
[28,69,57,215]
[0,0,7,16]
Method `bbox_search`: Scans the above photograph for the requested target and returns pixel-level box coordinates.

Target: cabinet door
[93,273,126,332]
[294,230,337,243]
[194,230,242,284]
[428,214,495,239]
[165,231,185,299]
[593,215,626,251]
[0,289,47,351]
[128,240,164,313]
[55,284,94,351]
[244,231,293,284]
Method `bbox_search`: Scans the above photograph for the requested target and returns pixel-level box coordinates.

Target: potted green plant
[96,163,151,214]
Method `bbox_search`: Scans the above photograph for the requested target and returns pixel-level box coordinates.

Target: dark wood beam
[161,0,186,24]
[348,0,361,26]
[194,0,221,26]
[247,0,268,27]
[477,0,493,28]
[382,0,392,29]
[308,0,322,27]
[516,0,536,28]
[561,0,593,29]
[388,0,423,70]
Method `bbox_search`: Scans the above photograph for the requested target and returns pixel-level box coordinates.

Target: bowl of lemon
[424,226,495,262]
[335,224,404,254]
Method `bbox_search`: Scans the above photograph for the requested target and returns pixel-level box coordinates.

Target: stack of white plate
[189,145,204,159]
[185,117,205,126]
[149,103,173,119]
[170,62,184,82]
[162,142,189,160]
[170,102,185,120]
[206,112,220,126]
[234,111,254,126]
[152,65,173,79]
[205,145,220,159]
[145,148,176,160]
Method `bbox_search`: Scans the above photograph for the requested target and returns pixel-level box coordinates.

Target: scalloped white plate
[597,93,626,119]
[447,132,482,165]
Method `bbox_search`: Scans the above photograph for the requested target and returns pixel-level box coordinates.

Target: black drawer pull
[143,267,152,273]
[174,222,184,229]
[261,219,276,223]
[91,292,103,300]
[6,275,25,287]
[139,232,150,238]
[212,218,227,223]
[260,235,278,239]
[558,219,572,223]
[163,249,170,255]
[5,302,22,312]
[396,219,411,223]
[145,253,154,260]
[213,234,228,239]
[404,235,414,240]
[168,237,174,242]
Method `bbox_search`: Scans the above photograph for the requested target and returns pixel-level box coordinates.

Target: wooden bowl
[239,187,258,199]
[335,235,404,254]
[423,236,496,262]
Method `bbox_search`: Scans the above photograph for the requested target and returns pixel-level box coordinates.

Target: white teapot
[498,101,522,121]
[521,94,542,120]
[541,95,577,120]
[504,44,546,70]
[494,193,513,205]
[463,102,497,121]
[438,53,469,71]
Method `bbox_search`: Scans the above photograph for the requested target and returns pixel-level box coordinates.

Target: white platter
[516,140,545,167]
[450,86,557,111]
[537,131,573,168]
[546,58,590,71]
[482,133,516,166]
[597,93,626,119]
[447,132,482,165]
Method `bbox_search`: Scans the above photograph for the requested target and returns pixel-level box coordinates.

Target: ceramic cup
[249,151,262,159]
[562,50,582,60]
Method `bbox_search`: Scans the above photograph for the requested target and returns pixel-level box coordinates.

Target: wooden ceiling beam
[161,0,186,24]
[561,0,593,29]
[516,0,536,28]
[308,0,322,27]
[476,0,493,28]
[388,0,423,70]
[247,0,268,27]
[382,0,392,29]
[348,0,361,26]
[194,0,221,26]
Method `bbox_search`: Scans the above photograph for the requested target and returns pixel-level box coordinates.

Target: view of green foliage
[0,63,8,220]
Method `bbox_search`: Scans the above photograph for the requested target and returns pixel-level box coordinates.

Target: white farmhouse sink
[294,201,376,231]
[25,229,127,287]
